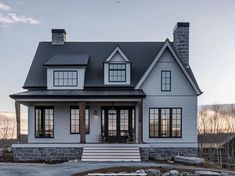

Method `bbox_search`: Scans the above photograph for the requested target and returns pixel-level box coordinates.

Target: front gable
[135,39,202,95]
[106,46,130,62]
[140,48,196,95]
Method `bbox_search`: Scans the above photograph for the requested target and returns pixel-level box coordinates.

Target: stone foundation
[13,147,83,161]
[140,147,198,161]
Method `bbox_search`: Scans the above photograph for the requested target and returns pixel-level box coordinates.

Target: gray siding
[28,104,101,143]
[140,49,198,147]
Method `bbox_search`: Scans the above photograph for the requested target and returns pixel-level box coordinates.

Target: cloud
[0,3,11,11]
[0,3,40,25]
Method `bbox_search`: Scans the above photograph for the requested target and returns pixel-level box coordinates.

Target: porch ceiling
[10,89,146,100]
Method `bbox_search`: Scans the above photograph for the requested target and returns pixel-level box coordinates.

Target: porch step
[81,146,141,162]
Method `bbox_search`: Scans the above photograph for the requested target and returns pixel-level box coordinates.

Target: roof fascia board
[135,39,201,95]
[106,46,130,62]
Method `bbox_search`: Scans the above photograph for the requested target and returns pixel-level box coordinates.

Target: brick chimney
[173,22,189,66]
[51,29,66,45]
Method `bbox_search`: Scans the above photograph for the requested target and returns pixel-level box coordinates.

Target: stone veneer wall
[13,147,83,161]
[140,147,198,161]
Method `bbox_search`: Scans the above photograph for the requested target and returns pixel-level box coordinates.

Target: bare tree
[0,114,16,146]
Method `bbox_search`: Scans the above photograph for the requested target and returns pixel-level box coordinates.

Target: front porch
[14,98,144,145]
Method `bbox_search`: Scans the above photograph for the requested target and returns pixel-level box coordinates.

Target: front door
[103,107,134,143]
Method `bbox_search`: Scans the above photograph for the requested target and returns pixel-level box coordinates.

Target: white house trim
[135,39,201,95]
[105,46,130,62]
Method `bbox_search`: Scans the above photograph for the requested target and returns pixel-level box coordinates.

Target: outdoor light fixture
[94,110,98,118]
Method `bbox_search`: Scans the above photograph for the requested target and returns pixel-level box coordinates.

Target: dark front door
[103,107,134,143]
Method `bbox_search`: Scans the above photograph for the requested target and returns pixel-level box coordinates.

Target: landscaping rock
[162,172,170,176]
[180,172,190,176]
[194,170,220,176]
[169,170,179,176]
[175,156,205,164]
[136,169,146,174]
[145,169,161,176]
[220,172,229,176]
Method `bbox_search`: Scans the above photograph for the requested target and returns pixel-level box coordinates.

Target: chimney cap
[51,29,66,34]
[176,22,190,28]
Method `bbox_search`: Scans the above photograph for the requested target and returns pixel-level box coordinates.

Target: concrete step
[81,146,141,162]
[83,149,139,153]
[82,158,141,162]
[83,152,140,156]
[82,155,140,159]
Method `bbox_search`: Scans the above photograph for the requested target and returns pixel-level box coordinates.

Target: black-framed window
[109,63,126,82]
[70,106,90,134]
[161,70,171,91]
[35,107,54,138]
[53,70,78,87]
[149,108,182,138]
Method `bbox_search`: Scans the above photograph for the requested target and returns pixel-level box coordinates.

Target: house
[198,133,235,163]
[198,133,235,148]
[10,22,202,161]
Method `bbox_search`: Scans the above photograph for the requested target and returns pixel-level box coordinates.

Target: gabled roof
[44,54,89,67]
[198,133,235,145]
[23,42,164,88]
[135,39,202,95]
[23,41,201,94]
[105,46,130,62]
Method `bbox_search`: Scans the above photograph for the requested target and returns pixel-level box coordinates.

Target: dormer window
[104,46,131,85]
[109,63,126,82]
[53,70,78,87]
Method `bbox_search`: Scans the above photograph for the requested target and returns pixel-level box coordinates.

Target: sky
[0,0,235,113]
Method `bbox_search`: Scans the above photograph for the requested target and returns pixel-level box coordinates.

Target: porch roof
[10,89,146,99]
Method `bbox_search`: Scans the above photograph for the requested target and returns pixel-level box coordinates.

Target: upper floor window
[53,70,78,87]
[35,106,54,138]
[161,70,171,91]
[109,63,126,82]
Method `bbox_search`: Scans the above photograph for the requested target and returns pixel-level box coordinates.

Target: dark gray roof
[222,134,235,146]
[23,41,201,93]
[10,90,145,99]
[44,54,89,66]
[198,133,235,144]
[23,42,165,88]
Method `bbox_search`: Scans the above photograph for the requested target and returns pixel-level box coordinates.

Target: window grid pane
[70,107,90,134]
[172,108,181,137]
[149,108,159,137]
[120,110,129,136]
[54,71,78,87]
[35,107,53,138]
[161,108,170,137]
[108,110,117,136]
[109,63,126,82]
[161,71,171,91]
[149,108,182,138]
